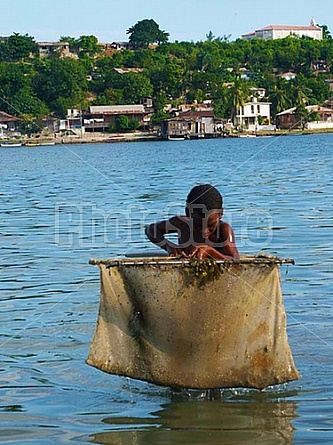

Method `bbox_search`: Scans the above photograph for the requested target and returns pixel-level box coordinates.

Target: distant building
[161,110,216,139]
[276,104,333,130]
[235,97,274,131]
[37,41,73,58]
[114,67,144,74]
[250,87,266,99]
[276,72,297,81]
[242,19,323,40]
[84,104,153,131]
[109,42,132,51]
[0,111,21,137]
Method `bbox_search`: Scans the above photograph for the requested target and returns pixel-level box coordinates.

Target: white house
[242,19,323,41]
[235,97,275,131]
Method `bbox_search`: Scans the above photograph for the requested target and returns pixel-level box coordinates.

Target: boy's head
[186,184,223,238]
[186,184,223,215]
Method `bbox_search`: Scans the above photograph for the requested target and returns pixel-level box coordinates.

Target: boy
[145,184,239,260]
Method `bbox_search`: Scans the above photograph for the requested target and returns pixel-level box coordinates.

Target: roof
[0,111,21,122]
[114,68,144,74]
[276,105,333,116]
[242,32,256,38]
[276,72,296,77]
[38,41,69,46]
[257,24,321,32]
[178,110,215,118]
[89,105,146,115]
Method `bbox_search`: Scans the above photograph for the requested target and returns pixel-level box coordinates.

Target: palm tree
[291,77,312,107]
[227,79,250,128]
[268,79,291,115]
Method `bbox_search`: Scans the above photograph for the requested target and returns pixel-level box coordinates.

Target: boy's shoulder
[218,220,235,236]
[168,215,189,226]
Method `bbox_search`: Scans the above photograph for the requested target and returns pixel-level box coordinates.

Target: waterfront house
[242,19,323,40]
[0,111,21,137]
[84,105,153,132]
[235,98,274,131]
[161,110,216,139]
[276,105,333,130]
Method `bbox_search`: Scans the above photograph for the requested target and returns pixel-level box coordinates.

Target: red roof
[0,111,21,122]
[178,110,215,118]
[257,25,321,31]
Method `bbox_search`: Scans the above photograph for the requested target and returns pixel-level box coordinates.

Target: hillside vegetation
[1,23,333,128]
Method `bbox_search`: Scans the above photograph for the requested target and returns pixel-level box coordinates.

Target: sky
[2,0,333,43]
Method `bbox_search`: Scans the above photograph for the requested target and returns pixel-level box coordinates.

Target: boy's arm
[145,217,186,256]
[218,223,239,259]
[189,223,239,260]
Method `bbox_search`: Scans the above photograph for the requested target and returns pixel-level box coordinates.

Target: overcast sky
[2,0,333,42]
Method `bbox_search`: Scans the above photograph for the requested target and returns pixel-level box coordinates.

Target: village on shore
[2,18,333,146]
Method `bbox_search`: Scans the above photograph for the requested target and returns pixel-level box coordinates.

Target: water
[0,134,332,444]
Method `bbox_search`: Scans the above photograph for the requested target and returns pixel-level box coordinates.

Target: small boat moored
[25,141,40,147]
[0,141,22,147]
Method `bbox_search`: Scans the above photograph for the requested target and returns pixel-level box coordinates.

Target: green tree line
[0,21,332,126]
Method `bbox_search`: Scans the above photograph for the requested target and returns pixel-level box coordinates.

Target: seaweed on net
[188,258,226,285]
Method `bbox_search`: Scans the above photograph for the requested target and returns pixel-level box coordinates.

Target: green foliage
[59,36,78,52]
[77,35,101,57]
[127,19,169,48]
[0,33,38,62]
[10,88,49,118]
[112,115,139,132]
[320,24,332,40]
[1,27,333,125]
[118,72,153,103]
[33,58,88,117]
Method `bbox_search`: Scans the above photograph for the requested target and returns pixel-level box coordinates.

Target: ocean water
[0,134,332,444]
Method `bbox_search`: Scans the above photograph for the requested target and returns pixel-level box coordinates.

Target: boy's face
[192,210,222,239]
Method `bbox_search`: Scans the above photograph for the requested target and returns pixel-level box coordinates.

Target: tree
[10,88,49,118]
[33,58,88,117]
[294,103,310,129]
[127,19,169,48]
[291,76,312,107]
[112,115,139,132]
[59,36,80,53]
[268,78,291,115]
[320,24,332,40]
[227,79,250,125]
[77,35,101,58]
[0,33,38,62]
[119,72,153,103]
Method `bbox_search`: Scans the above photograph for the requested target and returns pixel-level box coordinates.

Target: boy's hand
[188,245,231,260]
[165,244,187,257]
[188,245,214,259]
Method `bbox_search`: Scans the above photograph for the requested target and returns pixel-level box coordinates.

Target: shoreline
[57,128,333,144]
[2,127,333,147]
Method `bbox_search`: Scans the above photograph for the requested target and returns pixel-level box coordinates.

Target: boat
[108,134,125,141]
[168,135,186,141]
[25,141,40,147]
[39,141,56,146]
[87,254,300,390]
[1,141,22,147]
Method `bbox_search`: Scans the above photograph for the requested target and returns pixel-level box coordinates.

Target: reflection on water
[90,399,297,445]
[0,134,333,444]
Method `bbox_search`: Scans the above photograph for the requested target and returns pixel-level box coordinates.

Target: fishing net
[86,256,300,389]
